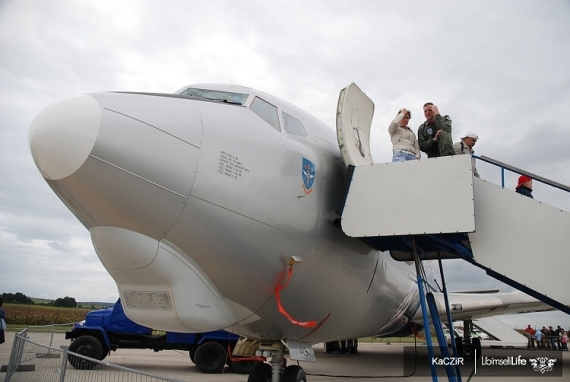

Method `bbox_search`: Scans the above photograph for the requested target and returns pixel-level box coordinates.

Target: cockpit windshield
[178,88,249,105]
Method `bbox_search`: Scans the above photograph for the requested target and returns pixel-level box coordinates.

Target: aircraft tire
[471,338,482,359]
[323,341,340,353]
[68,335,103,370]
[347,338,358,354]
[282,365,307,382]
[247,362,271,382]
[194,341,227,373]
[231,359,261,374]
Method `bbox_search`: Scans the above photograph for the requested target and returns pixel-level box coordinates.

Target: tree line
[2,292,77,308]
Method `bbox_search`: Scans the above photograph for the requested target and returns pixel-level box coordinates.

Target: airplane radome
[28,84,544,381]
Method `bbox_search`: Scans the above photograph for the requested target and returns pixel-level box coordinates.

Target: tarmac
[1,332,569,381]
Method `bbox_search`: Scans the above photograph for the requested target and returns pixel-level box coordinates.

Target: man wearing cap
[417,103,455,158]
[515,175,533,198]
[454,131,480,177]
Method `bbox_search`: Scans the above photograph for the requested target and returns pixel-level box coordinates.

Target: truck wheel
[68,335,103,370]
[231,359,261,374]
[100,344,109,361]
[194,341,227,373]
[189,348,196,364]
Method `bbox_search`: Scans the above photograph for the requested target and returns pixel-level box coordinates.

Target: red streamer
[275,267,317,328]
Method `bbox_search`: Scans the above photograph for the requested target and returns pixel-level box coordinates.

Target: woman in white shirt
[388,108,420,162]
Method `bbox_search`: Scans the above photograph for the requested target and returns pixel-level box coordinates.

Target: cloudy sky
[1,1,569,329]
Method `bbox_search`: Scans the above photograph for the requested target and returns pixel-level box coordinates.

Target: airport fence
[4,327,182,382]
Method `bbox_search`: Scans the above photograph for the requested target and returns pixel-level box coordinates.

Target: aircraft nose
[29,91,203,239]
[29,95,101,180]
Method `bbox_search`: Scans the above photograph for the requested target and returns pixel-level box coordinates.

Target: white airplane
[29,83,546,381]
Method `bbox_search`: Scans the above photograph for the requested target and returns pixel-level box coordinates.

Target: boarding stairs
[336,83,570,315]
[335,83,570,382]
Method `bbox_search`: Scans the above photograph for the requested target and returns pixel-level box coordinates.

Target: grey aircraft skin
[29,84,546,377]
[29,84,421,343]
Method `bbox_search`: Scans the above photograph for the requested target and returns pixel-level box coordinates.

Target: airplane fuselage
[29,84,420,344]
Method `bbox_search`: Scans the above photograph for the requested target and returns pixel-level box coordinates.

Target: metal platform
[336,156,570,314]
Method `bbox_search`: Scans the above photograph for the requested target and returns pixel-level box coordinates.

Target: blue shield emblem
[302,158,315,195]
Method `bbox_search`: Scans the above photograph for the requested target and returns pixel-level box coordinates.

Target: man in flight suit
[417,102,455,158]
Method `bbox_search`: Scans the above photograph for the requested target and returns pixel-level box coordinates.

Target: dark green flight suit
[417,114,454,158]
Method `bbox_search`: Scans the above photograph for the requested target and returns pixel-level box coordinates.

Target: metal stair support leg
[412,238,438,382]
[438,253,462,382]
[426,292,458,381]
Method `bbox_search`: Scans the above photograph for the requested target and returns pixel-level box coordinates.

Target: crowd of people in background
[388,102,533,194]
[524,324,568,351]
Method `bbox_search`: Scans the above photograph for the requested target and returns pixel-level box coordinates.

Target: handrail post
[58,346,68,382]
[49,323,56,349]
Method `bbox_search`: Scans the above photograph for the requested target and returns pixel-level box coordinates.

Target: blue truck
[65,299,257,374]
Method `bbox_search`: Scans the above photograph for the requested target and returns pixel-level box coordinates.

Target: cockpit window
[250,97,280,131]
[282,112,308,137]
[179,88,248,105]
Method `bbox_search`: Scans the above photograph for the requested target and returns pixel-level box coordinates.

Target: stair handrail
[474,155,570,192]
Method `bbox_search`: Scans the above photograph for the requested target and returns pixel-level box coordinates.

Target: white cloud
[1,0,569,328]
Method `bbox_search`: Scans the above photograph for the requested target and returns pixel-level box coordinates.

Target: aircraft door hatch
[336,83,375,167]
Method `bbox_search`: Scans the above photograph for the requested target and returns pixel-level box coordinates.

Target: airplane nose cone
[29,95,101,180]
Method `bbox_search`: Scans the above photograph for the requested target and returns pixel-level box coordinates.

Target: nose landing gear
[246,341,308,382]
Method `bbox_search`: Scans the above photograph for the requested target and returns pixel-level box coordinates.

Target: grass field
[3,303,90,326]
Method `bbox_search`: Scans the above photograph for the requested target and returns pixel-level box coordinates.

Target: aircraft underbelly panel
[229,249,419,342]
[91,227,250,332]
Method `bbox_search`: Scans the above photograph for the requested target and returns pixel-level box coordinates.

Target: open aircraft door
[336,83,374,167]
[336,83,476,239]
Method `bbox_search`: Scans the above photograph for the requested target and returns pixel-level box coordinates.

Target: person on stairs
[454,131,480,178]
[417,103,454,158]
[389,108,421,162]
[515,175,533,198]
